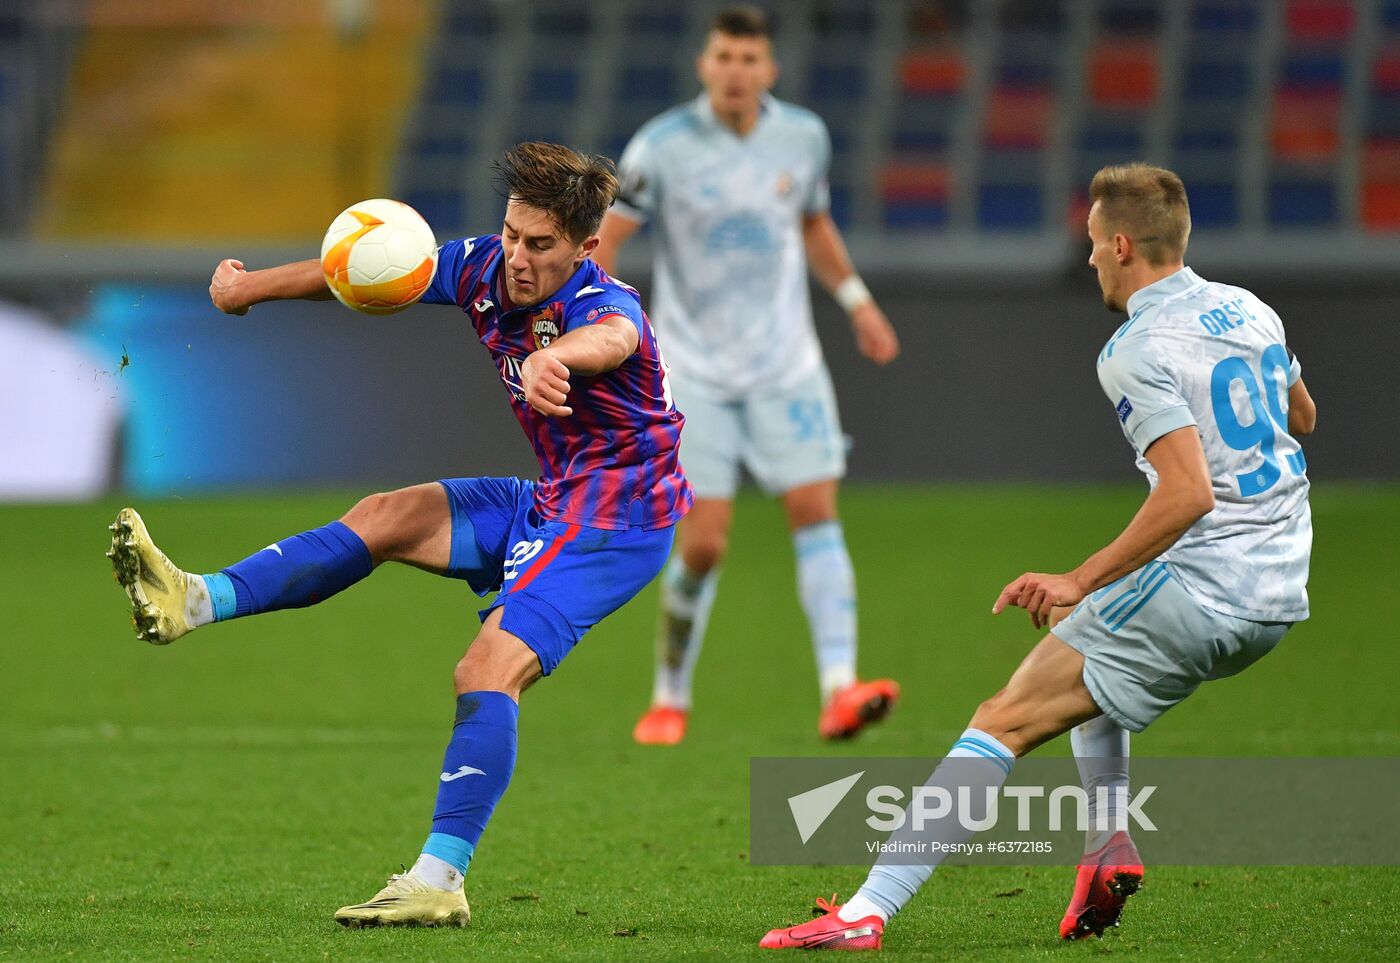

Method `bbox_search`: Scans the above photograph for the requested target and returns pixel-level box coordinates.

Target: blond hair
[1089,163,1191,266]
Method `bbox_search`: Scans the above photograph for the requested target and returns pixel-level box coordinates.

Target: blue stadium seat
[1368,99,1400,136]
[1281,53,1347,91]
[618,65,676,103]
[532,7,591,37]
[1269,180,1336,225]
[443,1,499,39]
[1175,128,1239,151]
[1383,1,1400,28]
[814,4,876,36]
[1185,182,1239,227]
[1078,125,1143,153]
[892,127,953,152]
[1098,1,1162,33]
[883,201,950,229]
[409,131,472,161]
[809,64,867,100]
[1191,1,1258,34]
[828,186,853,229]
[997,60,1057,87]
[1183,60,1251,101]
[404,191,466,233]
[626,8,686,35]
[983,148,1045,180]
[999,0,1066,33]
[430,67,486,107]
[978,183,1043,228]
[526,67,580,105]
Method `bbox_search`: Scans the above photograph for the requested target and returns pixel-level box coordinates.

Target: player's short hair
[493,142,618,242]
[711,4,773,39]
[1089,163,1191,266]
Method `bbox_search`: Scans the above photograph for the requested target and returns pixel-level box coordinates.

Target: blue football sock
[422,690,520,874]
[203,521,372,620]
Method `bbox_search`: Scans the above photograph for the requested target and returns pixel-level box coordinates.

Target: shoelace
[813,894,842,916]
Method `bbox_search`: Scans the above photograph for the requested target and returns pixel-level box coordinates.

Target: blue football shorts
[1052,559,1290,732]
[437,476,674,676]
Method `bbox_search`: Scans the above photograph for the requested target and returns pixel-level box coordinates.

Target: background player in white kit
[595,5,902,745]
[760,163,1317,948]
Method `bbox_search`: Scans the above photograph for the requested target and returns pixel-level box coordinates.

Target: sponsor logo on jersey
[530,302,563,349]
[586,304,628,322]
[1116,396,1134,423]
[498,354,526,401]
[776,172,794,197]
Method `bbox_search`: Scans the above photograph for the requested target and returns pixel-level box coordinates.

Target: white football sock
[410,852,464,892]
[853,727,1016,920]
[1071,714,1131,854]
[794,521,858,701]
[838,892,889,924]
[651,557,720,710]
[186,574,213,628]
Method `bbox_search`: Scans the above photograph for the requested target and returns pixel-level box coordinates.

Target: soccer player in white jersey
[760,164,1316,949]
[594,4,902,745]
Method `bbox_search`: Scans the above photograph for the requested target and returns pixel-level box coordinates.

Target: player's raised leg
[760,632,1099,949]
[335,607,536,928]
[635,497,730,745]
[782,479,900,740]
[108,483,451,644]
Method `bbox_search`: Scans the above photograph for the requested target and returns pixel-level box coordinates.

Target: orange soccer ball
[320,198,438,315]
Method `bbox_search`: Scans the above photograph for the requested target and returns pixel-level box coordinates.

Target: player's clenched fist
[992,572,1086,629]
[521,350,574,417]
[851,302,900,365]
[209,259,250,315]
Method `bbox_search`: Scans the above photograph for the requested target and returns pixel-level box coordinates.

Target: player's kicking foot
[633,705,689,745]
[819,679,900,741]
[760,895,883,950]
[108,507,201,645]
[334,871,471,928]
[1059,830,1143,939]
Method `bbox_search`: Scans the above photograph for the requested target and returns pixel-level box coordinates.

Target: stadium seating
[6,0,1400,242]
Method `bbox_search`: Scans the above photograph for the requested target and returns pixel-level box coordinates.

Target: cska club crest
[530,302,563,350]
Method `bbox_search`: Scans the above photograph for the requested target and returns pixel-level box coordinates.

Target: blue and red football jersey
[422,235,692,531]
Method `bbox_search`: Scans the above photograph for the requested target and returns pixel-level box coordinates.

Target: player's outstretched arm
[1288,377,1316,436]
[592,211,642,276]
[801,212,899,364]
[993,426,1215,628]
[209,258,333,315]
[519,316,640,417]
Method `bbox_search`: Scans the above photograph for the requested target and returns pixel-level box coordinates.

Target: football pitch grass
[4,484,1398,961]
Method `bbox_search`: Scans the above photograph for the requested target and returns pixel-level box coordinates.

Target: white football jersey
[1096,267,1311,622]
[613,94,831,400]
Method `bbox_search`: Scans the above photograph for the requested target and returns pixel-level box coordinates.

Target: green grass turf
[3,484,1398,961]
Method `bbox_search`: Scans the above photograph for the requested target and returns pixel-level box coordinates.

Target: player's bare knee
[969,691,1025,746]
[783,484,839,531]
[681,534,727,573]
[341,491,400,558]
[454,649,516,697]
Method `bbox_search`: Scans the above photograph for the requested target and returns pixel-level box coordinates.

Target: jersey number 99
[1210,344,1305,497]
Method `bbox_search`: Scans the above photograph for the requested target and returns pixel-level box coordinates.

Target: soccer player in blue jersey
[595,4,902,745]
[108,142,691,927]
[760,164,1316,949]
